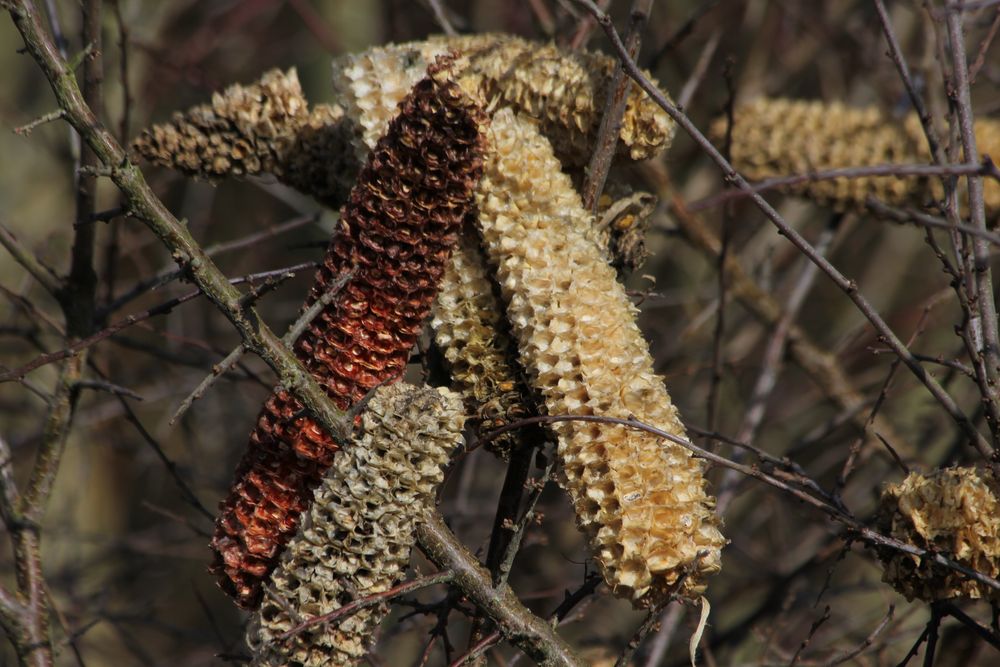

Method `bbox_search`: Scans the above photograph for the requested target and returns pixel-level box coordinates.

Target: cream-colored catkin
[875,466,1000,602]
[331,34,674,166]
[477,108,725,606]
[132,68,356,206]
[247,383,466,667]
[714,98,1000,214]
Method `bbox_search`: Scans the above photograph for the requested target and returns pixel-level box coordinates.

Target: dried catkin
[331,33,675,167]
[131,68,357,205]
[715,98,1000,214]
[430,234,533,457]
[247,383,465,667]
[211,61,486,609]
[477,108,725,606]
[875,467,1000,602]
[331,40,665,457]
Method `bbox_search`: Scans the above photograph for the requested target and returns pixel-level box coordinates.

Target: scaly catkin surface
[332,38,667,456]
[131,68,357,206]
[210,62,486,609]
[875,466,1000,602]
[247,383,465,667]
[714,97,1000,213]
[476,108,725,606]
[331,34,674,167]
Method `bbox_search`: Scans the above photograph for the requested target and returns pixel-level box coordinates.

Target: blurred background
[1,1,999,665]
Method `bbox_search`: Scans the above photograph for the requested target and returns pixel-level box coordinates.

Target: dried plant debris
[131,68,357,206]
[595,184,658,270]
[132,42,662,453]
[713,97,1000,214]
[477,108,725,606]
[875,466,1000,602]
[211,61,486,609]
[247,383,465,667]
[431,234,533,457]
[331,33,675,167]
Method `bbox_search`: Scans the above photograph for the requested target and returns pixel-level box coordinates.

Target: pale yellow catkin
[714,98,1000,214]
[477,108,725,606]
[247,383,466,667]
[331,33,674,167]
[875,466,1000,602]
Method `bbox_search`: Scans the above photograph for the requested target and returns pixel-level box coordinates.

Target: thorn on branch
[13,108,65,135]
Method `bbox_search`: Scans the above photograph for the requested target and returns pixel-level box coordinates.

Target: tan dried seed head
[875,466,1000,602]
[714,98,1000,215]
[331,33,675,167]
[431,234,534,457]
[476,108,725,606]
[132,68,356,206]
[247,383,466,667]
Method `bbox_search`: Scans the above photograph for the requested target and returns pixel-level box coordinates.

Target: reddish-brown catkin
[210,61,486,609]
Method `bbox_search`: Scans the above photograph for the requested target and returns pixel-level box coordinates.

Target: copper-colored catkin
[714,98,1000,214]
[477,109,725,606]
[210,62,486,609]
[131,68,357,206]
[331,34,674,167]
[875,467,1000,602]
[247,383,466,667]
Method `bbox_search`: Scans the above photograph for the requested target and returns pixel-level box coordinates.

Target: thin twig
[0,221,62,297]
[276,571,455,641]
[866,196,1000,245]
[945,0,1000,446]
[575,0,994,459]
[818,606,895,667]
[485,413,1000,593]
[686,159,998,212]
[416,512,585,667]
[13,108,65,135]
[0,262,318,384]
[169,266,353,424]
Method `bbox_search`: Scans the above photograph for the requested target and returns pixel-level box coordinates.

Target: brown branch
[945,0,1000,444]
[4,0,355,446]
[416,513,585,667]
[580,0,653,213]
